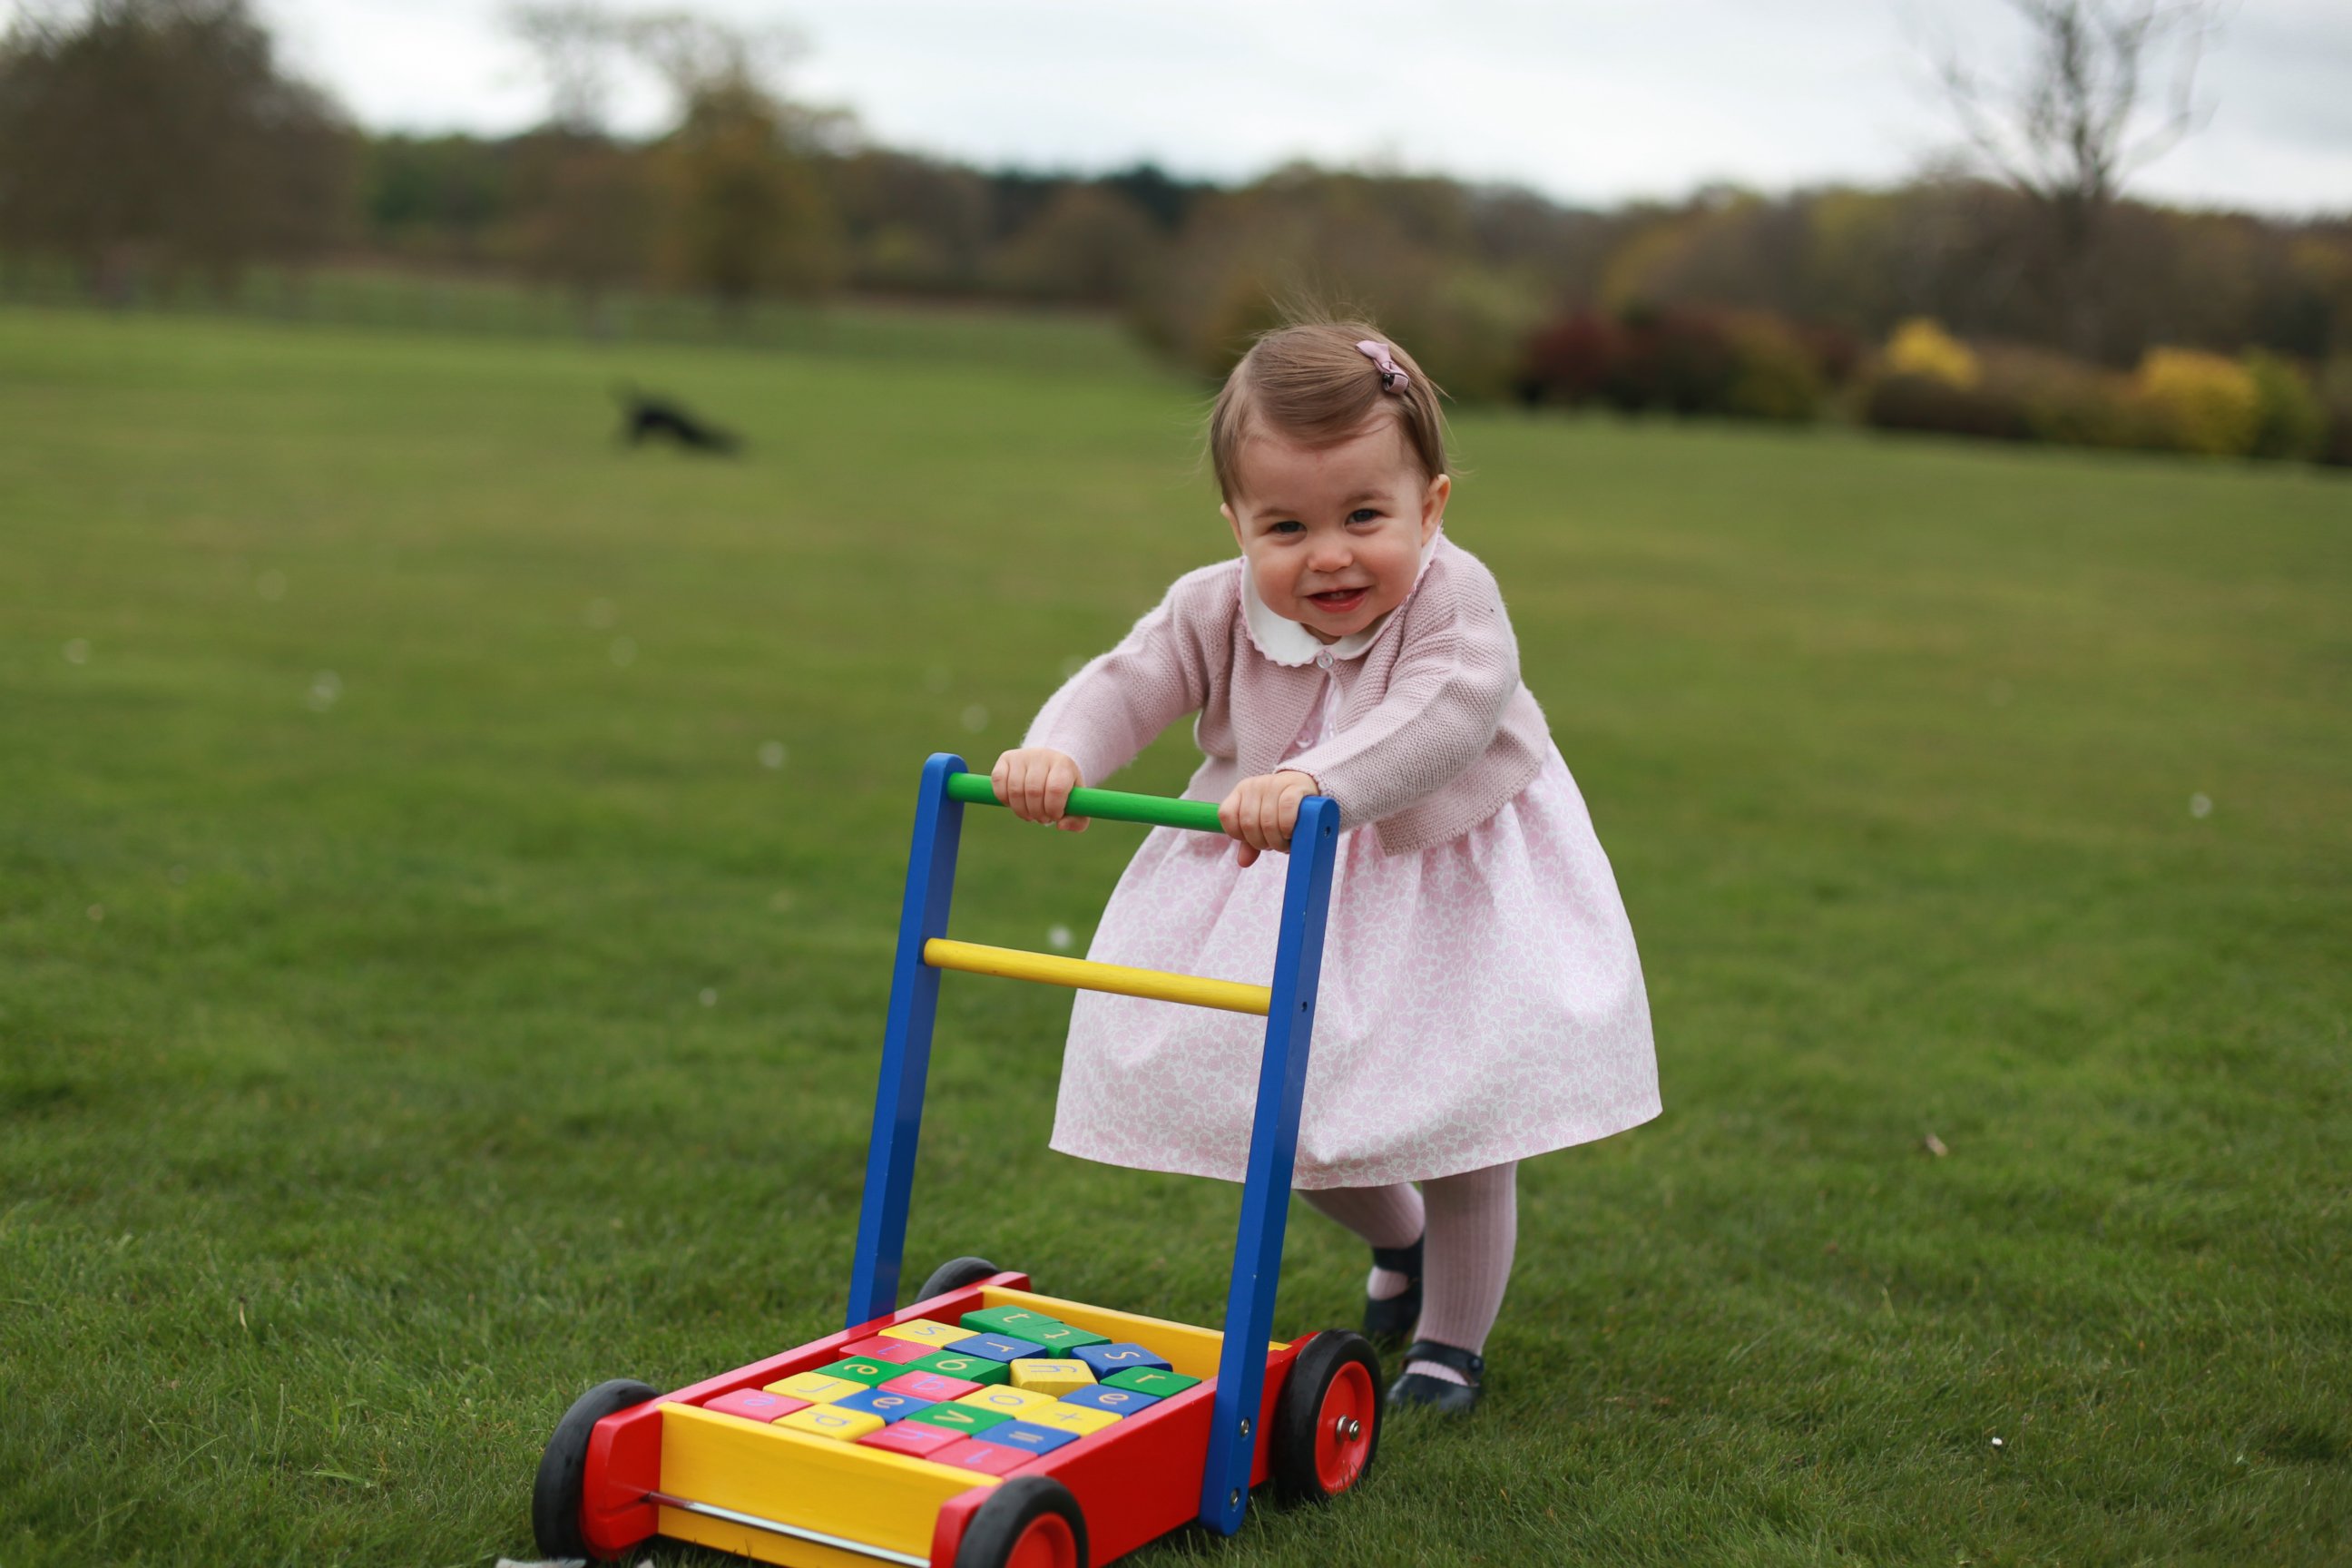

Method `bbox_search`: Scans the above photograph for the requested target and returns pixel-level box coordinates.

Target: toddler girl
[992,319,1659,1414]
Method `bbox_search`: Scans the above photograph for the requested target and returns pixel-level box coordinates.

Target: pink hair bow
[1355,339,1408,392]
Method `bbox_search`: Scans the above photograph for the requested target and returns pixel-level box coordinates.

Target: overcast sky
[234,1,2352,214]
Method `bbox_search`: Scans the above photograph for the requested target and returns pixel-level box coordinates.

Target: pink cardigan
[1024,536,1552,856]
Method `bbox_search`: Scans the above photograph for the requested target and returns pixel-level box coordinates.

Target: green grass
[2,304,2346,1567]
[0,262,1160,378]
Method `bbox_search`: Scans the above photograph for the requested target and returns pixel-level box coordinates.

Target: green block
[905,1402,1011,1436]
[911,1351,1009,1385]
[1103,1367,1200,1397]
[959,1307,1066,1339]
[1025,1322,1110,1354]
[815,1357,901,1387]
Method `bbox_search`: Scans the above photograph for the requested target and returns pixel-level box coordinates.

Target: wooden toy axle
[922,938,1272,1015]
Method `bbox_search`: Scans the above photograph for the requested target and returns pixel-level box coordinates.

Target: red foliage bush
[1515,305,1831,421]
[1515,311,1622,406]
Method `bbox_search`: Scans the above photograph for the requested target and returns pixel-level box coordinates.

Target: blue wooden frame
[1198,792,1339,1534]
[846,753,1341,1536]
[846,751,967,1327]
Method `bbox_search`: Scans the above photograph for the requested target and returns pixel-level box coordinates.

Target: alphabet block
[1024,1401,1120,1436]
[701,1388,810,1424]
[909,1351,1008,1386]
[1025,1322,1111,1355]
[840,1336,933,1365]
[1007,1359,1095,1398]
[832,1387,932,1425]
[761,1371,867,1405]
[1057,1384,1161,1417]
[880,1370,981,1403]
[959,1307,1064,1339]
[875,1318,972,1348]
[777,1404,886,1442]
[947,1333,1045,1363]
[951,1385,1059,1419]
[1101,1367,1199,1397]
[1072,1342,1172,1378]
[904,1402,1009,1436]
[928,1437,1034,1476]
[970,1419,1079,1456]
[858,1421,965,1459]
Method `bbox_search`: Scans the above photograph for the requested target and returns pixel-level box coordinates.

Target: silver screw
[1228,1488,1240,1509]
[1337,1416,1361,1440]
[1239,1418,1251,1437]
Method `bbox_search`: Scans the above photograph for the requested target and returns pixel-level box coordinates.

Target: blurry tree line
[3,0,2347,460]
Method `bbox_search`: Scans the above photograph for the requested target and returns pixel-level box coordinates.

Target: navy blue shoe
[1362,1235,1422,1347]
[1387,1338,1482,1415]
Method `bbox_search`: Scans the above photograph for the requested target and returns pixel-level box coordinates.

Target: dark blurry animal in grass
[616,387,741,455]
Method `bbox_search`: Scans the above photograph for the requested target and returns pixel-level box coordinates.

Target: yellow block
[1008,1359,1095,1397]
[657,1403,992,1568]
[1028,1402,1121,1436]
[778,1405,886,1442]
[954,1385,1058,1418]
[923,937,1271,1016]
[763,1371,867,1405]
[876,1318,970,1347]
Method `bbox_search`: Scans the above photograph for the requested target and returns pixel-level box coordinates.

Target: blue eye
[1348,508,1380,524]
[1270,520,1305,534]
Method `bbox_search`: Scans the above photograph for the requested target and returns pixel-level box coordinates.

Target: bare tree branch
[506,1,623,135]
[1926,0,2222,211]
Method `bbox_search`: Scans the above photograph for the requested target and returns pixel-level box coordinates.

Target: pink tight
[1298,1162,1518,1386]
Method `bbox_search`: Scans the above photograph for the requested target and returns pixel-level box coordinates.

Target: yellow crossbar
[922,938,1271,1016]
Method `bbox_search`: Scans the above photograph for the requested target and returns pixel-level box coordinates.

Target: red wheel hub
[1312,1359,1377,1494]
[1007,1511,1078,1568]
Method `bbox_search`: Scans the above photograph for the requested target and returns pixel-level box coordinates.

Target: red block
[858,1421,966,1459]
[881,1370,981,1403]
[842,1336,933,1365]
[701,1388,809,1424]
[929,1437,1034,1476]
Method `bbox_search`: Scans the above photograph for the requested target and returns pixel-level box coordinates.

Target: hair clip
[1355,339,1408,392]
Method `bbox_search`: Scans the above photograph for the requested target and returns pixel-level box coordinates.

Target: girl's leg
[1298,1182,1425,1300]
[1407,1161,1518,1384]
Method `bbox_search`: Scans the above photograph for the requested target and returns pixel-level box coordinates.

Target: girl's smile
[1221,420,1451,644]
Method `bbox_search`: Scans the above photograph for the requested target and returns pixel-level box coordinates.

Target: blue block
[970,1419,1079,1455]
[1058,1384,1161,1417]
[950,1333,1046,1362]
[832,1387,934,1425]
[1072,1342,1172,1378]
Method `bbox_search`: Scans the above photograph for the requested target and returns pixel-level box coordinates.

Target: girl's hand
[1219,770,1318,867]
[991,748,1090,831]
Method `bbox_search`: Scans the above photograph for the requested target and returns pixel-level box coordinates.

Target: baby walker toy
[530,752,1384,1567]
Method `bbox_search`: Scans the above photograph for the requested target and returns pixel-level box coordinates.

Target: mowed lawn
[1,306,2345,1567]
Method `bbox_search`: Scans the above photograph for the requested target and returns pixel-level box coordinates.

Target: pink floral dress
[1045,564,1661,1190]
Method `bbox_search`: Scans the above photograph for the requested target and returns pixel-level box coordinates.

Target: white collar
[1239,531,1441,668]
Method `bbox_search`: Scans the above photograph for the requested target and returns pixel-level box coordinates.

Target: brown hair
[1208,318,1448,502]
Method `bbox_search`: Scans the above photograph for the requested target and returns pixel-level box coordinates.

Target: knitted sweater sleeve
[1020,567,1220,789]
[1283,555,1522,828]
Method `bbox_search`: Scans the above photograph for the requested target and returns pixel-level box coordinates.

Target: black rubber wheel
[955,1475,1089,1568]
[532,1377,659,1560]
[914,1254,1002,1304]
[1270,1330,1384,1504]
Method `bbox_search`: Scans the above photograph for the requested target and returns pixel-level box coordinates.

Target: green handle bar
[947,770,1226,834]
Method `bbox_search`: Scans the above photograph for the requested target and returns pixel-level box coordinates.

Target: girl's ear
[1420,474,1451,544]
[1221,501,1245,554]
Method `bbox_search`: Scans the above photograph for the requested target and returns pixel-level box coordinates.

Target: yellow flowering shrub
[2134,348,2259,457]
[1884,318,1979,388]
[2242,351,2325,461]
